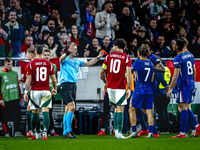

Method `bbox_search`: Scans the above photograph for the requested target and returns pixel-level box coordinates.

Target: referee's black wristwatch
[96,56,100,60]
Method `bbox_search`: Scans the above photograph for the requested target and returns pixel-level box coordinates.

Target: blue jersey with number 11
[132,58,155,94]
[174,50,195,90]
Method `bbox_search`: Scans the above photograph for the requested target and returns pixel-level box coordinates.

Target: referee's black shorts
[60,82,77,105]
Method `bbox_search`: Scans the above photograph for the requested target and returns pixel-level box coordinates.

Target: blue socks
[149,125,153,134]
[132,126,136,133]
[63,113,67,135]
[67,111,74,133]
[136,109,147,131]
[153,121,158,134]
[187,108,198,126]
[180,110,188,133]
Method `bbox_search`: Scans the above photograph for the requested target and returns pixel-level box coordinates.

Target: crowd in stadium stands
[0,0,199,61]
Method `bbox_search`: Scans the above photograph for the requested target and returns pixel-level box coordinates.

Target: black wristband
[97,56,100,60]
[66,51,70,56]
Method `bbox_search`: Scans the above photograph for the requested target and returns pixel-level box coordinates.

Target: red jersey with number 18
[103,51,132,89]
[26,58,55,91]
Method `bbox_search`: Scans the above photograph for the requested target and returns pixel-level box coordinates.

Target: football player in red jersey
[101,38,132,139]
[24,45,57,140]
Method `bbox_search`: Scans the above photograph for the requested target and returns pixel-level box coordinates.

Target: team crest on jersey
[3,76,8,82]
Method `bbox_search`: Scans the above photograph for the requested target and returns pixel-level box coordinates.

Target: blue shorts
[130,92,154,109]
[176,89,193,104]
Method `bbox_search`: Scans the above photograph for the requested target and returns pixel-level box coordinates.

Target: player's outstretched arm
[24,75,32,103]
[126,66,132,99]
[51,74,57,95]
[82,52,104,67]
[155,62,165,73]
[166,68,179,98]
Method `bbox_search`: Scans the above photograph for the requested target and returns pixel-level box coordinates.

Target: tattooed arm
[24,75,32,103]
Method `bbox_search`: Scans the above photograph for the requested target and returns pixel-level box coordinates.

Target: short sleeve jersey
[102,51,132,89]
[60,57,84,84]
[27,58,55,91]
[132,58,155,94]
[147,53,160,65]
[174,50,195,90]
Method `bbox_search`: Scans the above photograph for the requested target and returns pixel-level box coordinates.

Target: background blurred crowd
[0,0,200,60]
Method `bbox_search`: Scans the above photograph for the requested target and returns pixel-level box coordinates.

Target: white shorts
[30,90,52,110]
[107,88,127,106]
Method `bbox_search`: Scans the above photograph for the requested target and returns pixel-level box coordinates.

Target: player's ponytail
[138,46,149,58]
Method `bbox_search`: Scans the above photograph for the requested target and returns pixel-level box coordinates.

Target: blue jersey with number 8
[132,58,155,94]
[174,50,195,90]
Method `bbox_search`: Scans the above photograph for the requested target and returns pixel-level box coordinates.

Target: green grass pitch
[0,134,200,150]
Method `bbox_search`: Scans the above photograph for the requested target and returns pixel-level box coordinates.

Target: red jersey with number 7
[102,51,132,89]
[26,58,55,91]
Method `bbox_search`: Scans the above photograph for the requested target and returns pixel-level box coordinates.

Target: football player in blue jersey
[178,37,197,137]
[166,38,200,138]
[129,46,155,138]
[133,41,164,138]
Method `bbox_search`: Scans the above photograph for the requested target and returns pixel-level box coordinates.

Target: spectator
[95,1,119,46]
[153,34,170,58]
[133,0,150,26]
[44,8,61,28]
[124,0,138,22]
[157,9,177,44]
[31,21,40,45]
[155,58,171,132]
[0,57,24,137]
[166,0,177,21]
[175,26,197,46]
[84,1,95,39]
[36,0,49,16]
[60,0,86,36]
[177,8,189,33]
[126,36,137,57]
[1,10,24,57]
[188,0,200,33]
[149,0,168,21]
[41,19,63,44]
[33,13,42,32]
[88,37,102,57]
[146,18,159,46]
[70,24,89,57]
[23,2,38,17]
[137,26,149,47]
[193,26,200,42]
[57,31,68,57]
[0,16,5,57]
[167,39,176,57]
[101,35,111,55]
[43,36,58,58]
[41,19,63,35]
[6,0,32,30]
[20,35,34,57]
[117,6,134,42]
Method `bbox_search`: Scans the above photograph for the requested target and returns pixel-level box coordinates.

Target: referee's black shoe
[68,131,76,138]
[62,133,70,138]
